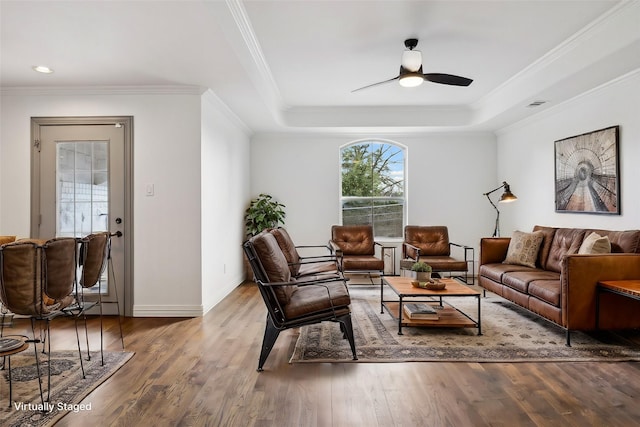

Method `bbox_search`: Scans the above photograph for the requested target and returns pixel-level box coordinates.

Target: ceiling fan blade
[423,73,473,86]
[351,76,399,92]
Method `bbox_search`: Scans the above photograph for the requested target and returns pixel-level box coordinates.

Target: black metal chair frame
[66,232,125,366]
[243,238,357,371]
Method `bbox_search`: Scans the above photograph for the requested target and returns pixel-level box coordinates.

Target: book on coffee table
[403,303,439,320]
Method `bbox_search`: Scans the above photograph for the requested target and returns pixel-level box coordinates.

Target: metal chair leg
[74,317,86,378]
[338,313,358,360]
[258,314,280,372]
[30,318,45,407]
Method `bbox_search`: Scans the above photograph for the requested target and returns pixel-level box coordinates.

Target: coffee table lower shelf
[383,301,479,329]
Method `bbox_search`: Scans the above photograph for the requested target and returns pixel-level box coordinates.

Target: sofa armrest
[562,253,640,330]
[479,237,511,265]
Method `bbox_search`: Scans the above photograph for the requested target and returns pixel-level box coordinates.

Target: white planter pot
[415,271,432,282]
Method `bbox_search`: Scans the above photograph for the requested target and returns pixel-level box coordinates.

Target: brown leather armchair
[401,226,474,284]
[243,231,357,371]
[268,227,340,279]
[329,225,385,285]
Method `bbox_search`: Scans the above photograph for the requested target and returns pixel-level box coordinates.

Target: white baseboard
[132,304,204,317]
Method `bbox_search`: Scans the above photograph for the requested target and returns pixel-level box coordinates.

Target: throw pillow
[578,232,611,254]
[503,230,544,268]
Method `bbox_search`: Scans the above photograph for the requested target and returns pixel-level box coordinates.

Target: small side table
[596,280,640,329]
[0,337,29,407]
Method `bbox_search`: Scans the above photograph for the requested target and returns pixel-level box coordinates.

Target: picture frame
[554,125,620,214]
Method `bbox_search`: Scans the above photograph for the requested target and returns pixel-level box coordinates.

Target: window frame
[339,139,407,239]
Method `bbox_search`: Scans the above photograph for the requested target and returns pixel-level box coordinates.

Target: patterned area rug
[1,349,134,426]
[290,285,640,363]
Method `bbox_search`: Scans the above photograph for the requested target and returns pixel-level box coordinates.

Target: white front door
[31,117,132,315]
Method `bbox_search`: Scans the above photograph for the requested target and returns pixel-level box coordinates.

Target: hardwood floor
[6,281,640,426]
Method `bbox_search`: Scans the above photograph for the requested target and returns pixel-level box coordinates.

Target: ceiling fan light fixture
[399,73,423,88]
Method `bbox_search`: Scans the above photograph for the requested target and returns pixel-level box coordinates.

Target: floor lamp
[483,181,517,237]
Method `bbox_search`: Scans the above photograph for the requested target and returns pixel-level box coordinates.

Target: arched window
[340,140,406,238]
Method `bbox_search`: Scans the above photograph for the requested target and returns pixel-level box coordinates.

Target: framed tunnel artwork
[554,125,620,214]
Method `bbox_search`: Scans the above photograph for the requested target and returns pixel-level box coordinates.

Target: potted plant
[244,193,286,237]
[411,261,432,282]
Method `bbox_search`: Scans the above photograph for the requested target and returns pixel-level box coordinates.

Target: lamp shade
[498,182,517,203]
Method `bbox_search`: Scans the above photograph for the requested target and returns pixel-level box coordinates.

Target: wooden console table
[596,280,640,329]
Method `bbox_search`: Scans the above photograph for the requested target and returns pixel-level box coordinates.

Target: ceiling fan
[352,38,473,92]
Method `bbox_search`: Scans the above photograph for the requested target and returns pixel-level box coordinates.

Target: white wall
[497,70,640,234]
[201,91,251,312]
[250,132,497,273]
[0,88,207,316]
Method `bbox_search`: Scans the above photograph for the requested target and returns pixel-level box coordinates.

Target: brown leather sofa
[400,226,473,284]
[479,225,640,345]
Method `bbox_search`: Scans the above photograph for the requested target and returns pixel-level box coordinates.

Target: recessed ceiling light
[32,65,54,74]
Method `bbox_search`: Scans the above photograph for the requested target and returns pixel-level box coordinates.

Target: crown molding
[0,85,205,96]
[472,0,640,116]
[495,67,640,136]
[202,89,253,137]
[225,0,285,113]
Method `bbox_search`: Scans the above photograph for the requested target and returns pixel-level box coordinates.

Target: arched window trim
[339,138,407,240]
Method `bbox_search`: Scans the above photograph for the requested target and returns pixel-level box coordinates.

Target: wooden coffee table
[381,276,482,335]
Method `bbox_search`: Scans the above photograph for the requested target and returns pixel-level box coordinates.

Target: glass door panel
[56,141,109,293]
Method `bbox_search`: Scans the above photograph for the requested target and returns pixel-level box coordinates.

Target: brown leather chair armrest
[402,242,421,261]
[479,237,511,265]
[328,240,343,256]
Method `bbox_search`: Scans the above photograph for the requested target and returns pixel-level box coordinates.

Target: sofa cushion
[528,280,561,307]
[251,231,296,304]
[546,228,585,273]
[503,230,544,268]
[578,232,611,254]
[532,225,557,269]
[269,228,301,276]
[586,229,640,253]
[502,270,560,294]
[343,255,384,271]
[478,263,534,283]
[283,281,351,319]
[414,256,467,272]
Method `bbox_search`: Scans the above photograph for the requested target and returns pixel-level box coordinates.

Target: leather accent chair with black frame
[400,226,474,284]
[243,231,357,371]
[329,225,385,285]
[0,238,83,403]
[66,232,125,366]
[268,227,341,279]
